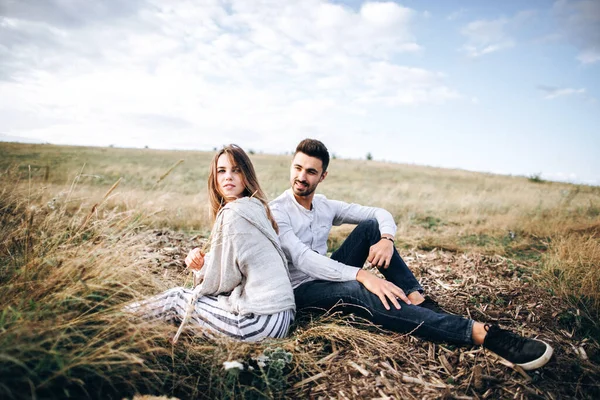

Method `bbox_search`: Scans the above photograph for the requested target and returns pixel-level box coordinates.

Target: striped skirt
[125,287,294,342]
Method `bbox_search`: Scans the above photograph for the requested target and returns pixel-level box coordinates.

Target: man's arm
[330,200,397,269]
[274,207,360,282]
[356,269,410,310]
[273,206,410,309]
[330,200,396,237]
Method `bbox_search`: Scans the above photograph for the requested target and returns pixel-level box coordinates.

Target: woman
[127,145,295,342]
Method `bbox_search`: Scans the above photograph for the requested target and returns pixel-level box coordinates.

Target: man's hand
[356,269,411,310]
[185,247,205,271]
[367,237,394,269]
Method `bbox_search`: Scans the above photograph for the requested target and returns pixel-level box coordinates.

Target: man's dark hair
[295,139,330,172]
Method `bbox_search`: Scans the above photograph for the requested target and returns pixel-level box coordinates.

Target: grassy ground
[1,142,599,399]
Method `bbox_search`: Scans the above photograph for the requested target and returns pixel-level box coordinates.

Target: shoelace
[487,326,527,352]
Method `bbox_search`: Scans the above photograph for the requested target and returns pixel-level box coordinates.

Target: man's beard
[292,179,316,197]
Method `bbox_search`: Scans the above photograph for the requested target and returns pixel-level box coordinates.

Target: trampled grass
[1,142,600,398]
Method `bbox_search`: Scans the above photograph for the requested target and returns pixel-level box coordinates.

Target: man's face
[290,152,327,197]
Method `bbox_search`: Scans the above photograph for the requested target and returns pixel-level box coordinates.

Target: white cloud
[537,85,586,99]
[577,50,600,64]
[360,2,410,27]
[459,11,536,58]
[553,0,600,65]
[459,18,514,57]
[447,9,466,21]
[0,0,460,152]
[357,62,460,106]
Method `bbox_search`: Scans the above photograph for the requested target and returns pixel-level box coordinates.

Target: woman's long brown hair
[207,144,278,233]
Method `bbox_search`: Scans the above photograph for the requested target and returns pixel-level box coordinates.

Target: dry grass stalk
[78,177,122,232]
[291,371,328,388]
[348,361,370,376]
[153,159,184,189]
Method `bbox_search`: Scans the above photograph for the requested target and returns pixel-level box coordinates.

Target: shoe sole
[518,341,554,371]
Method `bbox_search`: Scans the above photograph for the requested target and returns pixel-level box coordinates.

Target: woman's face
[216,153,245,201]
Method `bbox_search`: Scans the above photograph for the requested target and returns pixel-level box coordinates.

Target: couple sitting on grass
[128,139,554,371]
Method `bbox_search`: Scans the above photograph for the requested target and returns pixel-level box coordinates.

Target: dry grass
[544,232,600,299]
[2,142,600,399]
[3,142,599,249]
[541,231,600,334]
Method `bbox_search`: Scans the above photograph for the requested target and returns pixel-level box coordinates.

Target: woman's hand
[185,247,205,271]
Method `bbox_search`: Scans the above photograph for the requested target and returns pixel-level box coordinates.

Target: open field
[1,142,599,399]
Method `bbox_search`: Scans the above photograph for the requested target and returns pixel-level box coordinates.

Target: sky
[1,0,599,185]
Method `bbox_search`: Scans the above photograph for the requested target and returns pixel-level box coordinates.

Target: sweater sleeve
[192,251,210,284]
[329,199,397,237]
[195,213,243,297]
[272,206,360,282]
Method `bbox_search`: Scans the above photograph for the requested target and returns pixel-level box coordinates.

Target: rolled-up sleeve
[330,199,397,237]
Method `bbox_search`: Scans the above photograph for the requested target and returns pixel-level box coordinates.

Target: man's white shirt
[269,189,397,288]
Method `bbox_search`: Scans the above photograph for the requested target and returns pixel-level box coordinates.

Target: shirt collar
[286,188,313,213]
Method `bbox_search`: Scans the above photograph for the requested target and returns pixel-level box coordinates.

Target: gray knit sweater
[194,197,295,316]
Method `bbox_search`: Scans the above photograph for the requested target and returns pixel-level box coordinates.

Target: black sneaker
[483,324,553,370]
[418,297,450,315]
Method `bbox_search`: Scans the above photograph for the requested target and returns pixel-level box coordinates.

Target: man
[269,139,553,371]
[270,138,439,313]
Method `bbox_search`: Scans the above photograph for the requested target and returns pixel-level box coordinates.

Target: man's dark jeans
[294,219,474,344]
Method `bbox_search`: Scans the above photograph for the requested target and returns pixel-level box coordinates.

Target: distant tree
[528,173,544,183]
[366,152,373,161]
[248,149,255,155]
